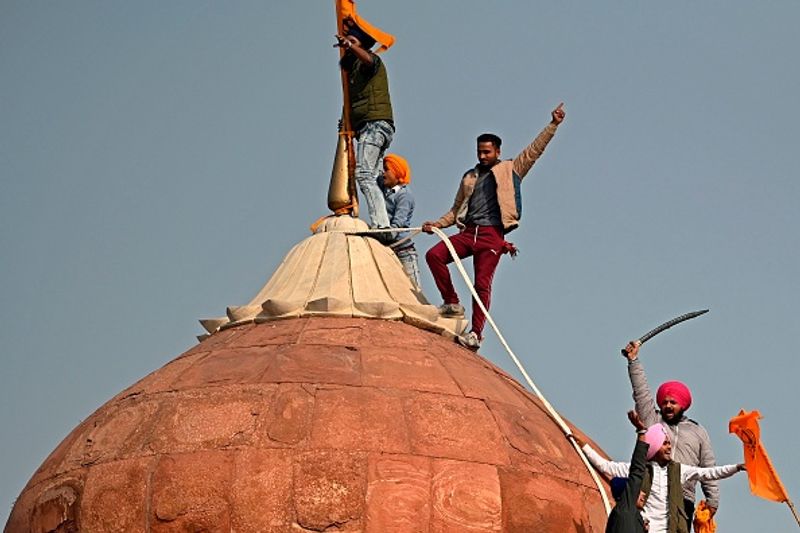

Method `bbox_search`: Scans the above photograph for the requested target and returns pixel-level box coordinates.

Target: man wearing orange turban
[379,154,420,287]
[622,340,720,530]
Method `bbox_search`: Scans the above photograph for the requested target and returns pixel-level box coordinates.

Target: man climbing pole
[622,340,721,531]
[335,17,395,237]
[422,103,566,350]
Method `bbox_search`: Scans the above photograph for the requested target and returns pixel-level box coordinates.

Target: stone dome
[6,317,608,532]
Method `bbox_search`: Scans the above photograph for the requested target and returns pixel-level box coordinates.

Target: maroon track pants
[425,225,506,338]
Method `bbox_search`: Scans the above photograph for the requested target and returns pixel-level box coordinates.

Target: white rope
[347,225,612,513]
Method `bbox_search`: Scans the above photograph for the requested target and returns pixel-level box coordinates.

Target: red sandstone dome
[6,220,610,532]
[5,318,608,532]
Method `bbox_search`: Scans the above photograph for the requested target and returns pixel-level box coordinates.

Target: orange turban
[384,154,411,184]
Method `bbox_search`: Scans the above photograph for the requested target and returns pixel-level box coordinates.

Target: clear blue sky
[2,2,798,530]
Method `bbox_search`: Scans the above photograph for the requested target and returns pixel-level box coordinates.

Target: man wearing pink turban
[580,411,744,533]
[622,340,719,531]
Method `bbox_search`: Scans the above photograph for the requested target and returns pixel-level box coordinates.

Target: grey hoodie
[628,358,720,509]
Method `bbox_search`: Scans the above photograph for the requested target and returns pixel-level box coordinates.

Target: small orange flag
[336,0,396,52]
[692,499,717,533]
[729,409,789,503]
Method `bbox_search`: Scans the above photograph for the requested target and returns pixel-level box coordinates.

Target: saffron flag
[692,499,716,533]
[336,0,395,52]
[729,409,789,503]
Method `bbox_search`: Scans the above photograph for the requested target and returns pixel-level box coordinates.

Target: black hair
[477,133,502,149]
[345,21,376,50]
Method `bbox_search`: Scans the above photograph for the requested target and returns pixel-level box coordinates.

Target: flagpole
[787,499,800,528]
[334,0,358,216]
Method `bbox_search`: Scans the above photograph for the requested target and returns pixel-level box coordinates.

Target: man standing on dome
[422,103,565,350]
[622,340,720,530]
[380,153,421,288]
[335,18,395,235]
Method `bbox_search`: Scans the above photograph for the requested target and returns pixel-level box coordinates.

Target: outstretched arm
[581,442,631,479]
[681,463,744,483]
[511,103,565,179]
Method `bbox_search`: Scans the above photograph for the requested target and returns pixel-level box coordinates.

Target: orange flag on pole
[336,0,395,52]
[729,409,789,503]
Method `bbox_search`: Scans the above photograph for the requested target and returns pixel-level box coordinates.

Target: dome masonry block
[6,317,610,532]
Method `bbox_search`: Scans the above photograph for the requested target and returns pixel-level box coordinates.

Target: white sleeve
[681,463,740,483]
[582,444,631,478]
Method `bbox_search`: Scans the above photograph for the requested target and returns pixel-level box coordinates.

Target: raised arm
[627,410,650,485]
[511,103,565,179]
[623,340,661,426]
[335,34,374,66]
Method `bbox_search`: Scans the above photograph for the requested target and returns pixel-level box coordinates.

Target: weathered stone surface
[64,399,160,469]
[112,351,209,401]
[311,385,410,453]
[260,343,361,386]
[151,451,233,532]
[297,316,366,346]
[405,393,510,465]
[170,346,274,388]
[231,449,294,531]
[231,318,306,348]
[361,344,462,395]
[438,351,530,409]
[7,317,610,533]
[81,457,152,532]
[293,450,367,531]
[262,383,315,446]
[147,388,268,454]
[366,454,431,533]
[499,467,600,533]
[431,459,502,533]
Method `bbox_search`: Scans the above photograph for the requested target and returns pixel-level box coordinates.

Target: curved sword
[621,309,709,356]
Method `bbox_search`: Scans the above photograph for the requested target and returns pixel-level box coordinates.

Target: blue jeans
[395,245,421,289]
[355,120,394,228]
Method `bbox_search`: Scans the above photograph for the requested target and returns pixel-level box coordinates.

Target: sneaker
[457,331,481,351]
[439,303,465,318]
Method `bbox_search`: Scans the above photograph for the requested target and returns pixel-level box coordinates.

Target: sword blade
[622,309,709,355]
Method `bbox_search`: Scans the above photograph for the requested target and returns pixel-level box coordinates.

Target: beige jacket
[434,122,559,233]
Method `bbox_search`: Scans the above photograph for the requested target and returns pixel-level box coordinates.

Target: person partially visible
[422,104,566,350]
[380,154,421,288]
[598,410,651,533]
[581,414,744,533]
[622,340,720,528]
[335,18,394,233]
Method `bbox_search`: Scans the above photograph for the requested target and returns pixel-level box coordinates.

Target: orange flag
[692,499,717,533]
[336,0,395,52]
[729,409,789,502]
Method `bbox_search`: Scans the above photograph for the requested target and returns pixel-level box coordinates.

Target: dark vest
[642,462,690,533]
[347,56,393,131]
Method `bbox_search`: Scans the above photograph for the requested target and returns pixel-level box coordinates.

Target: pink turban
[656,381,692,411]
[644,423,668,460]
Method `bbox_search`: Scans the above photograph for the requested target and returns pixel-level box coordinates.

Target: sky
[1,1,798,530]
